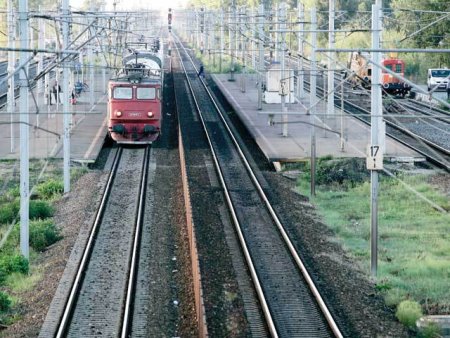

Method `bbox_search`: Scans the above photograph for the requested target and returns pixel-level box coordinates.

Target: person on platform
[447,79,450,100]
[53,81,61,104]
[198,63,205,79]
[46,83,52,105]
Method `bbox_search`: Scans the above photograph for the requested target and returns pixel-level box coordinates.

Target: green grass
[5,270,42,293]
[297,165,450,313]
[396,300,423,328]
[35,179,64,200]
[0,158,88,327]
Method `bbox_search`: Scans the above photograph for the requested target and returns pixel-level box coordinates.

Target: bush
[396,300,423,328]
[0,268,6,285]
[0,199,53,225]
[0,204,18,225]
[0,291,11,312]
[0,254,29,275]
[316,157,369,187]
[29,200,53,219]
[418,322,442,338]
[36,179,64,200]
[29,219,62,251]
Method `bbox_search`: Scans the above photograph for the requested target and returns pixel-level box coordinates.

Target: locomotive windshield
[137,87,156,99]
[113,87,132,99]
[383,62,403,73]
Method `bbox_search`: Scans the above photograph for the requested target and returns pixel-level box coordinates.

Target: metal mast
[19,0,30,259]
[62,0,71,192]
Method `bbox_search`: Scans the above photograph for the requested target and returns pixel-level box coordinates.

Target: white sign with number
[366,145,383,170]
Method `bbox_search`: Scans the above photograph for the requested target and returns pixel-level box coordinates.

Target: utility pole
[327,0,335,116]
[220,8,224,72]
[370,3,383,278]
[229,2,236,81]
[38,6,44,98]
[240,8,246,93]
[280,2,288,137]
[89,9,94,108]
[297,3,304,100]
[274,4,279,62]
[62,0,71,192]
[257,4,264,109]
[19,0,30,259]
[7,0,15,153]
[196,9,200,52]
[310,8,317,197]
[251,8,256,70]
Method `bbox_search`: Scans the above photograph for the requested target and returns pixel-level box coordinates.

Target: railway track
[0,59,51,108]
[283,55,450,169]
[174,35,343,337]
[303,77,450,170]
[55,146,150,337]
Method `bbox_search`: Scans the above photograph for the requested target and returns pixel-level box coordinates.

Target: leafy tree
[80,0,106,11]
[390,0,450,65]
[0,0,6,49]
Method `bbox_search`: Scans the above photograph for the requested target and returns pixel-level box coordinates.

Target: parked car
[427,68,450,91]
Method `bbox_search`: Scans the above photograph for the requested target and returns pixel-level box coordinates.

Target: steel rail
[175,34,343,338]
[172,37,279,337]
[56,147,122,338]
[121,145,150,337]
[303,79,450,170]
[401,99,450,124]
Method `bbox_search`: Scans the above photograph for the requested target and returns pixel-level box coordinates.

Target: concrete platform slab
[0,74,108,163]
[212,73,423,163]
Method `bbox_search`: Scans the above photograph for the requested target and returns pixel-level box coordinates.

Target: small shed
[264,62,295,104]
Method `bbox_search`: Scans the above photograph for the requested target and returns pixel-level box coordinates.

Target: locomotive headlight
[116,111,122,117]
[147,111,154,117]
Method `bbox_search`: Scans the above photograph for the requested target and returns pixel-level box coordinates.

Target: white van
[427,68,450,91]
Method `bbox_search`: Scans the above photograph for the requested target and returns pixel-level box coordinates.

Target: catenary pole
[257,4,264,110]
[280,2,288,137]
[7,0,15,153]
[310,8,317,197]
[327,0,335,117]
[220,8,223,72]
[38,6,44,98]
[19,0,30,259]
[297,3,304,100]
[370,3,382,278]
[62,0,71,192]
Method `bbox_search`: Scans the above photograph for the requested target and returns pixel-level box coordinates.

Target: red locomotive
[347,52,413,97]
[380,58,412,97]
[108,48,163,144]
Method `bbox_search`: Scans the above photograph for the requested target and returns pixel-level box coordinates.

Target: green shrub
[396,300,423,328]
[8,187,20,199]
[315,157,369,187]
[0,268,6,285]
[29,200,53,219]
[29,219,62,251]
[0,187,20,203]
[71,167,88,183]
[0,199,53,225]
[36,179,64,200]
[0,254,29,275]
[0,204,18,225]
[0,291,11,312]
[418,322,442,338]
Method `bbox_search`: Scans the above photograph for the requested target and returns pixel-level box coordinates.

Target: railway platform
[0,74,108,163]
[212,73,424,164]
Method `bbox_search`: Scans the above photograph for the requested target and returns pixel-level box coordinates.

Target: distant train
[347,52,413,97]
[107,42,163,144]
